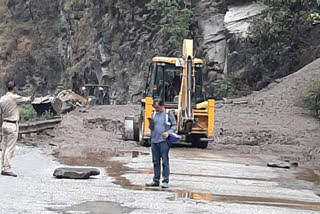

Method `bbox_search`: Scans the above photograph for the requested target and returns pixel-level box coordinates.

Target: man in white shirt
[0,81,31,177]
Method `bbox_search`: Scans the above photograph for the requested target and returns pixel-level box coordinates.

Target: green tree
[146,0,192,48]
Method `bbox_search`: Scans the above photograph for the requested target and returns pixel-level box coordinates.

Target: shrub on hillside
[229,0,318,95]
[19,104,37,122]
[146,0,192,48]
[19,104,54,122]
[212,79,235,100]
[299,74,320,118]
[39,110,54,121]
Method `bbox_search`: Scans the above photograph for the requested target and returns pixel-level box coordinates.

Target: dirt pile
[30,58,320,170]
[214,58,320,167]
[33,105,140,158]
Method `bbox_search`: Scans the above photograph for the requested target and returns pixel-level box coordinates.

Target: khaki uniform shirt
[0,92,31,122]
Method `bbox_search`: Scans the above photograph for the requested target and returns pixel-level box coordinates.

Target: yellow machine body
[137,39,215,148]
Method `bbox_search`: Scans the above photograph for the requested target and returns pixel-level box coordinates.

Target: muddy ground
[1,58,317,213]
[213,58,320,170]
[32,60,319,162]
[3,144,320,213]
[20,59,320,200]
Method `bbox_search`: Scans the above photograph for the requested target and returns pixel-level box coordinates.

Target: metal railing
[0,118,62,136]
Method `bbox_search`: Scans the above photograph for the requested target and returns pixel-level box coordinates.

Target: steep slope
[0,0,171,103]
[214,58,320,167]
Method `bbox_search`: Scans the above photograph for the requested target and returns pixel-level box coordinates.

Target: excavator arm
[177,39,195,134]
[177,39,215,143]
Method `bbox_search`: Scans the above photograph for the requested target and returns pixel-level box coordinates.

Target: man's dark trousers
[151,141,170,184]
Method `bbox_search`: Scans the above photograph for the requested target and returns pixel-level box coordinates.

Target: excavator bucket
[32,90,88,115]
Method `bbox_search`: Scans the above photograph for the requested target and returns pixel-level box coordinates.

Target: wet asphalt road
[0,145,320,214]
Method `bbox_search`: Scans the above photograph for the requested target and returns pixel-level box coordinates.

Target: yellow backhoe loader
[124,39,215,148]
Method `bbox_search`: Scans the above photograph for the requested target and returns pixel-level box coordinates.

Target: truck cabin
[81,84,110,105]
[145,57,205,106]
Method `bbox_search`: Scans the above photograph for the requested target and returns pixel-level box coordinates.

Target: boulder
[53,167,100,179]
[224,2,268,37]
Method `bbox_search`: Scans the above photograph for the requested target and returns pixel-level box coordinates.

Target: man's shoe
[161,182,169,188]
[1,171,17,177]
[145,181,159,187]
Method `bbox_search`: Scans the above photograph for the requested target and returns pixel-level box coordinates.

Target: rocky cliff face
[0,0,62,96]
[0,0,319,102]
[1,0,174,103]
[194,0,269,96]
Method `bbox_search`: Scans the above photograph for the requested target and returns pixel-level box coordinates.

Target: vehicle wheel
[198,141,208,149]
[138,111,150,147]
[123,116,135,141]
[133,115,140,142]
[191,135,208,149]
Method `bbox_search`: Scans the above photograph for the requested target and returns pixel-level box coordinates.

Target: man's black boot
[1,171,17,177]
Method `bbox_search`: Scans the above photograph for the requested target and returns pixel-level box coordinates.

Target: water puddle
[49,201,133,214]
[54,147,148,167]
[169,172,269,182]
[55,148,320,212]
[54,147,145,189]
[296,167,320,197]
[118,151,149,158]
[123,169,270,182]
[296,168,320,185]
[170,191,320,211]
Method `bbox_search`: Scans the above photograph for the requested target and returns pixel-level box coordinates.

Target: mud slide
[213,58,320,168]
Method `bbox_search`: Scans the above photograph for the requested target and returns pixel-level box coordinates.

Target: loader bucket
[31,97,57,115]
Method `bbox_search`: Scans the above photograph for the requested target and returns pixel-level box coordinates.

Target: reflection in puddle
[174,191,212,201]
[141,168,153,175]
[49,201,133,214]
[131,151,149,158]
[115,151,149,158]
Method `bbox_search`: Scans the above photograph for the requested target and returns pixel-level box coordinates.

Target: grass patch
[19,104,54,122]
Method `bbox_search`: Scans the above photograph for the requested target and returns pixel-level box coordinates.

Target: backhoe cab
[123,39,215,148]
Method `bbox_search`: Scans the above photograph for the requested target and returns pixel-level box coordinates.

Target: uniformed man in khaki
[0,81,31,177]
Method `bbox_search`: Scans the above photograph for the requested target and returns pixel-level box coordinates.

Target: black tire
[198,141,209,149]
[191,135,208,149]
[138,110,150,147]
[133,116,140,142]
